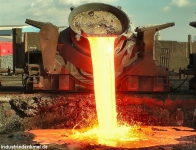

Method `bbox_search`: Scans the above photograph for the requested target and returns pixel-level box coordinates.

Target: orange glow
[29,126,196,148]
[72,124,141,146]
[87,37,117,135]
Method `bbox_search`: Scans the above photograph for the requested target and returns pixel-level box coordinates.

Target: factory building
[0,25,40,69]
[0,25,66,70]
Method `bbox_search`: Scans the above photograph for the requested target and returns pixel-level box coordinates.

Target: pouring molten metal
[79,36,142,145]
[88,36,117,135]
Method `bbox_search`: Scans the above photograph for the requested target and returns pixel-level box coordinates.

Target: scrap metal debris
[71,11,122,35]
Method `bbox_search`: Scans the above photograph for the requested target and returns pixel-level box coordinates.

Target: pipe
[188,35,192,54]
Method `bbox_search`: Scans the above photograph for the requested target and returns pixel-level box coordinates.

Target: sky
[0,0,195,42]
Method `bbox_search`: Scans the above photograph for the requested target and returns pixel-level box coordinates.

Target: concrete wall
[154,40,196,72]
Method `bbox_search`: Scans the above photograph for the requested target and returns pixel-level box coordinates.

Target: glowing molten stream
[87,37,117,135]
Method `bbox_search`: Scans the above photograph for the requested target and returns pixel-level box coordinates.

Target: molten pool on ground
[28,126,196,149]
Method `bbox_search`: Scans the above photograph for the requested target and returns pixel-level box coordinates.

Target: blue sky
[0,0,195,41]
[113,0,196,42]
[22,26,40,32]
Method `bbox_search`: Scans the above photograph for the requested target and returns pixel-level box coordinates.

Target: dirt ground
[0,75,196,149]
[0,92,196,149]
